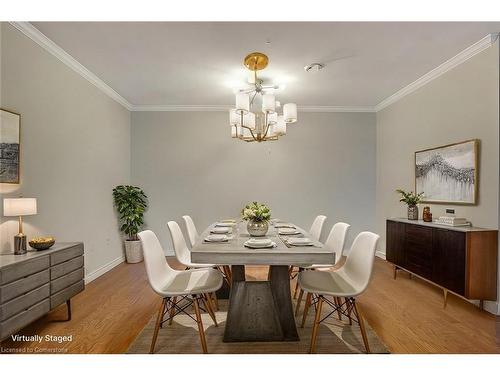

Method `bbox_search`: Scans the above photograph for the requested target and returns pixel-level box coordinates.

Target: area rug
[127,299,389,354]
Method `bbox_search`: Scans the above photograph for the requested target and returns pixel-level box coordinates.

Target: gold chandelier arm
[241,125,259,142]
[262,112,271,139]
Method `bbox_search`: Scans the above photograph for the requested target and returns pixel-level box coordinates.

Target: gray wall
[131,111,376,254]
[0,23,131,277]
[376,42,499,313]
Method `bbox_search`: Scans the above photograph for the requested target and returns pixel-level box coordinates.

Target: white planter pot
[125,240,143,263]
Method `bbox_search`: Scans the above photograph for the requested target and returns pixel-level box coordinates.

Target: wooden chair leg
[212,292,219,311]
[202,293,218,327]
[293,280,300,299]
[193,295,208,354]
[309,295,324,353]
[289,266,294,278]
[168,297,177,325]
[295,288,304,316]
[223,265,232,286]
[352,300,370,353]
[301,292,312,328]
[150,298,166,354]
[345,297,352,325]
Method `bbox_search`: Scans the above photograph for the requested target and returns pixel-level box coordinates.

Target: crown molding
[130,104,376,112]
[375,33,499,112]
[9,22,133,110]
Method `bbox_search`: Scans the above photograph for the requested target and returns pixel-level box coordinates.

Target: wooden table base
[223,265,299,342]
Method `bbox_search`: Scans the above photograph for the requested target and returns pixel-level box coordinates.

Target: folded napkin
[275,223,296,229]
[287,237,313,246]
[244,239,276,249]
[210,227,232,234]
[278,228,300,235]
[204,234,229,242]
[215,222,236,227]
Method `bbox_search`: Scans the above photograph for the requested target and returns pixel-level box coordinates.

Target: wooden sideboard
[386,219,497,308]
[0,242,84,341]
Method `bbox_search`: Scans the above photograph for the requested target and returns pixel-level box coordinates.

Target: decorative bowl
[29,237,55,251]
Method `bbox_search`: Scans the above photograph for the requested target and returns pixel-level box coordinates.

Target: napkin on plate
[204,234,229,242]
[286,237,313,246]
[215,222,236,227]
[275,223,296,229]
[211,227,232,234]
[278,228,300,235]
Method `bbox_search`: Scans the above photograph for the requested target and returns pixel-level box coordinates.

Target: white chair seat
[298,269,359,297]
[158,268,223,297]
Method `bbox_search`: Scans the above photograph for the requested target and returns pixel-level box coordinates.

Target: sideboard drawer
[0,284,50,321]
[51,268,84,294]
[0,256,50,285]
[50,244,84,266]
[405,224,432,245]
[0,269,50,303]
[51,256,84,280]
[0,299,50,341]
[50,280,84,309]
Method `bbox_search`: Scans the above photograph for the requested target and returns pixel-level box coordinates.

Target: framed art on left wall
[0,109,21,184]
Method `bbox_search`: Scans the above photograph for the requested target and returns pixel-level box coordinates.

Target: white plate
[215,222,236,227]
[205,234,229,242]
[211,227,232,234]
[275,223,296,228]
[244,239,276,249]
[287,238,313,246]
[278,228,300,235]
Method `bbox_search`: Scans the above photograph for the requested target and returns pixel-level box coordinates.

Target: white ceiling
[31,22,500,108]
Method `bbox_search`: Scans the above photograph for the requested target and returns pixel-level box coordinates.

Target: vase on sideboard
[407,205,419,220]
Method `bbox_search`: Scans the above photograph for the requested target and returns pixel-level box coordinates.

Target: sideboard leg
[393,265,397,280]
[443,289,448,309]
[479,300,484,310]
[66,299,72,321]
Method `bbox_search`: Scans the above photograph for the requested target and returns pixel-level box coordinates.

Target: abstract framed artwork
[0,109,21,184]
[415,139,478,205]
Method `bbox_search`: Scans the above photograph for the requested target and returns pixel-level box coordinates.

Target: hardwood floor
[1,257,498,354]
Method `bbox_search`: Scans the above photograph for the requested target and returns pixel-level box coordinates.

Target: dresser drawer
[405,224,432,245]
[51,268,84,294]
[0,299,50,341]
[50,244,84,266]
[51,256,84,280]
[0,284,50,321]
[0,256,50,285]
[0,269,50,303]
[50,280,84,309]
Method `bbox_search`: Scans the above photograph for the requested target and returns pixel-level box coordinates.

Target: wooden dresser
[386,219,497,308]
[0,242,84,341]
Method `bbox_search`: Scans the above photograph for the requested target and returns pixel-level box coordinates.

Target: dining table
[191,221,335,342]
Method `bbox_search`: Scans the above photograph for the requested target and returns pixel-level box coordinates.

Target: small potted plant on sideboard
[113,185,148,263]
[396,189,424,220]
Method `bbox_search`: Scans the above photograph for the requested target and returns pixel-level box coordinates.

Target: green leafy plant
[112,185,148,241]
[241,202,271,222]
[396,189,424,206]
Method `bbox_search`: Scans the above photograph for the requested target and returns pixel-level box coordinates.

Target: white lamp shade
[243,112,256,130]
[236,93,250,113]
[3,198,37,216]
[262,94,276,113]
[275,115,287,136]
[231,125,238,138]
[241,126,252,139]
[283,103,298,123]
[229,109,240,126]
[267,124,276,137]
[267,112,278,125]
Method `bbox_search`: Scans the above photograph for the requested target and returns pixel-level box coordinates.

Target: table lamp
[3,198,37,254]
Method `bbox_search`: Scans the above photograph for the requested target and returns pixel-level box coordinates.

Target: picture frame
[414,139,478,205]
[0,108,21,184]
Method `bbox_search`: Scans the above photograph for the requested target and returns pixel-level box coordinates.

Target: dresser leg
[443,289,448,309]
[66,299,72,321]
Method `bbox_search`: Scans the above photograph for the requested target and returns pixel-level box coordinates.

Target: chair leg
[212,292,219,311]
[295,288,304,316]
[309,295,324,353]
[334,297,342,321]
[150,298,166,354]
[193,295,208,354]
[202,293,218,327]
[289,266,294,278]
[293,280,300,299]
[352,299,370,354]
[345,297,352,325]
[168,297,177,325]
[301,292,312,328]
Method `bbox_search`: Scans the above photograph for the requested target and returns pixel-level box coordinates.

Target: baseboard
[84,255,125,284]
[482,300,500,315]
[375,251,386,260]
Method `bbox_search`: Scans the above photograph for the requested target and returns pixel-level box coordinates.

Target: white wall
[131,111,376,254]
[376,42,499,313]
[0,23,131,279]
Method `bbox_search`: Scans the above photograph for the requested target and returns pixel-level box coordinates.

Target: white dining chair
[298,231,379,353]
[169,220,232,296]
[182,215,199,248]
[294,222,350,316]
[309,215,327,242]
[138,230,223,354]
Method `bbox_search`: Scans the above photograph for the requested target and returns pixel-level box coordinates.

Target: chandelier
[229,52,298,142]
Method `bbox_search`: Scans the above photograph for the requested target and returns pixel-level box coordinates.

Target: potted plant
[396,189,424,220]
[241,202,271,237]
[113,185,148,263]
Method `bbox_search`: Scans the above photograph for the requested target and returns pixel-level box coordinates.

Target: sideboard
[0,242,84,341]
[386,219,497,309]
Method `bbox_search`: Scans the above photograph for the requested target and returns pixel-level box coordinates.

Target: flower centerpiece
[241,202,271,237]
[396,189,424,220]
